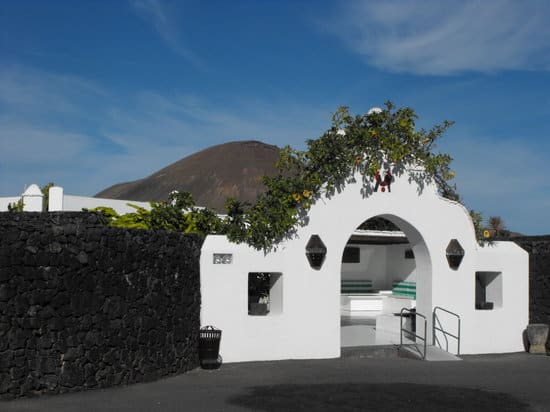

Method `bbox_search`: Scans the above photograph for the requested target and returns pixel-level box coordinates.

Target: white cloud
[129,0,203,67]
[327,0,550,75]
[0,121,91,164]
[0,65,106,116]
[84,94,329,194]
[0,118,99,195]
[0,66,108,192]
[0,64,329,196]
[102,91,327,152]
[1,63,548,233]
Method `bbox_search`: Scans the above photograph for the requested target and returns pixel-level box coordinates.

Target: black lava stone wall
[513,236,550,336]
[0,212,203,399]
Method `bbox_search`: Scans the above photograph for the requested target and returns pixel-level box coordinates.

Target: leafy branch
[93,102,467,250]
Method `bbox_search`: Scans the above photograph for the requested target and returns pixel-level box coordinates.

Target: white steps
[399,344,462,361]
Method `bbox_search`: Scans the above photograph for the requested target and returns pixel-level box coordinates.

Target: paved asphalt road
[2,352,549,412]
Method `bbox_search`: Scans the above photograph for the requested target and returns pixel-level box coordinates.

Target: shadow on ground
[228,383,532,412]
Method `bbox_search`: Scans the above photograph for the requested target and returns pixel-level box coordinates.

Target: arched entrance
[339,214,432,348]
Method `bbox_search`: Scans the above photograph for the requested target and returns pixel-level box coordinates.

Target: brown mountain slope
[95,141,281,211]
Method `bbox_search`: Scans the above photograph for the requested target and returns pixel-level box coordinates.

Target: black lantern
[446,239,464,270]
[305,235,327,270]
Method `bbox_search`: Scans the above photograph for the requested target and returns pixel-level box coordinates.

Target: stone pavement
[2,351,549,412]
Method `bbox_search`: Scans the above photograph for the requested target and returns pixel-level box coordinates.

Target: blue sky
[1,0,549,234]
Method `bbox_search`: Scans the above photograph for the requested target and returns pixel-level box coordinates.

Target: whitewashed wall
[201,236,340,362]
[0,184,43,212]
[62,195,151,214]
[200,169,529,362]
[341,245,387,285]
[1,178,529,360]
[385,244,416,286]
[0,196,22,211]
[341,243,416,290]
[468,241,528,353]
[1,186,151,215]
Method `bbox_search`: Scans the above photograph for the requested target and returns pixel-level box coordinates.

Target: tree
[487,216,507,238]
[234,102,456,249]
[469,210,485,241]
[94,102,461,250]
[7,198,24,212]
[41,182,55,211]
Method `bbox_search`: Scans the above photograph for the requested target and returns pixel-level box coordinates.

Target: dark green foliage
[94,103,468,250]
[248,273,270,301]
[231,102,457,249]
[41,182,55,211]
[7,198,24,212]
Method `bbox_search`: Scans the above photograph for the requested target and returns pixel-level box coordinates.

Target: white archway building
[201,167,528,362]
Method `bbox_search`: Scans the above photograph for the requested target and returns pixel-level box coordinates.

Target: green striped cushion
[392,281,416,299]
[341,280,374,294]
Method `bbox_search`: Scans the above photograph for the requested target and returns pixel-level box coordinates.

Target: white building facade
[200,169,528,362]
[1,170,529,363]
[0,185,150,214]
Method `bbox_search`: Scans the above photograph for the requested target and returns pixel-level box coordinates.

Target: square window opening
[475,271,502,310]
[248,272,283,316]
[343,247,360,263]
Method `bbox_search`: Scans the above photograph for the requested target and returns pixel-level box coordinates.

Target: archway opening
[340,215,431,348]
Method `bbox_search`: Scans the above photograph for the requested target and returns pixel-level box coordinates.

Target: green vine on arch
[236,101,457,249]
[94,102,465,251]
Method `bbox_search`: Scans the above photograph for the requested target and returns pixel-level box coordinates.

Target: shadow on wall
[228,383,531,412]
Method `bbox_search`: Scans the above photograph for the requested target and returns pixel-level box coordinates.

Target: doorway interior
[340,216,419,347]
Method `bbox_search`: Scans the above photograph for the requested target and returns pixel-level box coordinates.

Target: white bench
[341,280,416,316]
[341,280,379,313]
[343,295,384,312]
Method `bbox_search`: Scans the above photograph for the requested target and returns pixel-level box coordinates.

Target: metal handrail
[432,306,461,355]
[400,308,427,360]
[432,315,448,351]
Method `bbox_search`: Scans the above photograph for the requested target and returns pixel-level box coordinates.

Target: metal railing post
[432,306,461,356]
[400,308,427,360]
[399,308,407,348]
[423,317,427,360]
[457,317,461,355]
[433,309,438,347]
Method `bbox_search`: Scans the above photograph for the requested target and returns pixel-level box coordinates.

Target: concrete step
[399,344,462,361]
[341,345,401,359]
[341,344,461,361]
